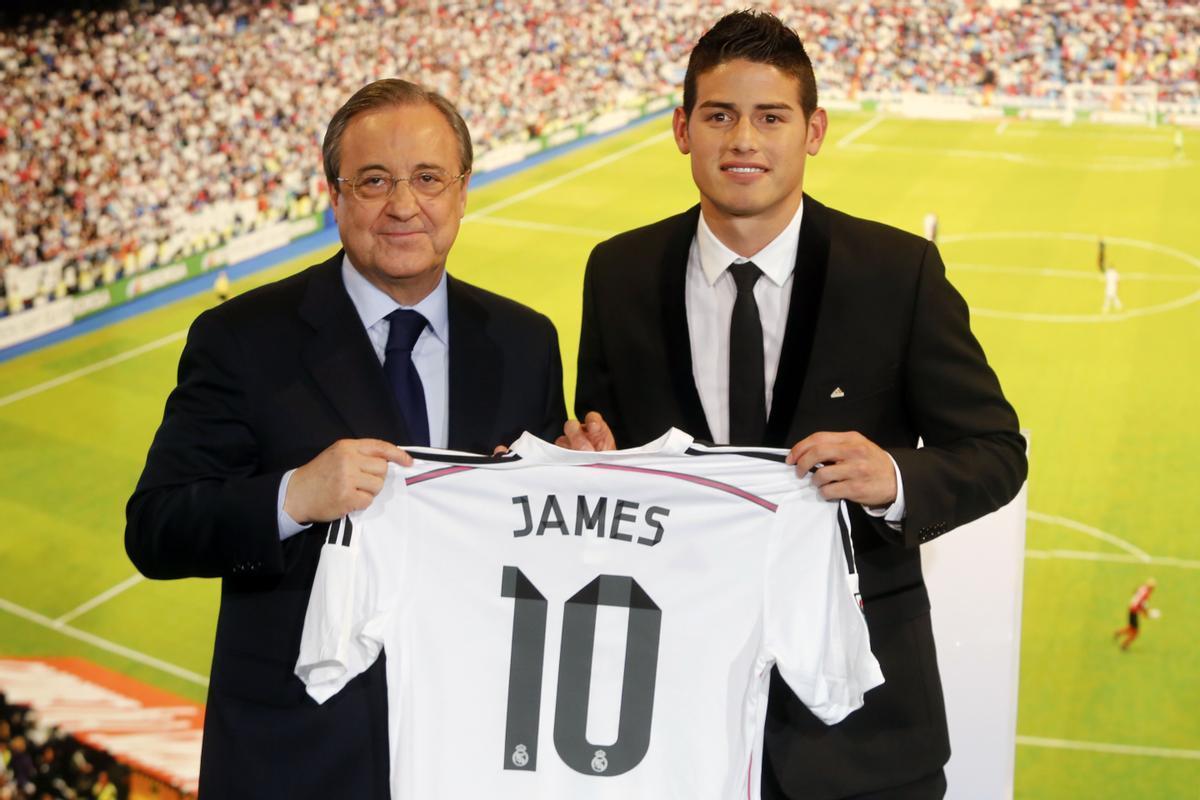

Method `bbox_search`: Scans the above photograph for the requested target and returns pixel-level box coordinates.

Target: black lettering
[512,496,533,537]
[537,495,568,536]
[575,496,608,537]
[609,499,638,542]
[637,506,669,547]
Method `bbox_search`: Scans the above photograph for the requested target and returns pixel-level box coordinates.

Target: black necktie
[383,309,430,447]
[728,262,766,445]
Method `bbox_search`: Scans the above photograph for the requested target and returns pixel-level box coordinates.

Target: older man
[126,79,566,799]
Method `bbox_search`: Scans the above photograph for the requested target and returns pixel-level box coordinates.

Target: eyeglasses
[335,168,469,201]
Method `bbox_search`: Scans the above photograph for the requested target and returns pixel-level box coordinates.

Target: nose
[383,179,421,218]
[728,116,759,153]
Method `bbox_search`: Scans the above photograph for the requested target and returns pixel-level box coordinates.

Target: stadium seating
[1,0,1196,311]
[0,693,127,800]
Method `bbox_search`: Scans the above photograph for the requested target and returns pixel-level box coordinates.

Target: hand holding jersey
[284,438,414,524]
[557,411,617,453]
[785,431,899,507]
[297,429,881,799]
[561,414,898,508]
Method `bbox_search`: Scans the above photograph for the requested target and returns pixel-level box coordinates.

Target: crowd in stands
[1,0,1197,313]
[0,695,124,800]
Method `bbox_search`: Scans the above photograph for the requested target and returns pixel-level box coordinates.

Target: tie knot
[728,262,762,293]
[385,309,428,353]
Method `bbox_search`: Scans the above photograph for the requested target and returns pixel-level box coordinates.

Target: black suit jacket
[576,198,1027,798]
[126,252,566,799]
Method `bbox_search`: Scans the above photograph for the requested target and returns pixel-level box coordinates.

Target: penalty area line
[0,330,187,410]
[54,573,146,626]
[0,594,209,688]
[465,128,674,221]
[1017,735,1200,761]
[836,114,886,149]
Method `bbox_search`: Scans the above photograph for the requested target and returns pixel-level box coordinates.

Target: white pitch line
[843,141,1190,171]
[471,215,616,240]
[970,287,1200,323]
[949,262,1200,284]
[0,594,208,687]
[1025,549,1200,570]
[1017,735,1200,761]
[940,232,1200,272]
[54,573,145,626]
[0,329,186,409]
[836,114,886,149]
[1027,511,1151,562]
[465,129,674,221]
[940,231,1200,323]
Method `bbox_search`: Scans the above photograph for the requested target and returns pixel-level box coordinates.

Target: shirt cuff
[862,454,905,530]
[278,469,310,541]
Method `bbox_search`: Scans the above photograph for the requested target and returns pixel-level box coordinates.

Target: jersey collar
[509,428,695,463]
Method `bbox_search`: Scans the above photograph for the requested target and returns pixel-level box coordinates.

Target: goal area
[1063,83,1159,127]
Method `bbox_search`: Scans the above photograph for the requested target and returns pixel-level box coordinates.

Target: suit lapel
[299,252,406,442]
[764,195,832,446]
[445,275,503,451]
[660,206,714,442]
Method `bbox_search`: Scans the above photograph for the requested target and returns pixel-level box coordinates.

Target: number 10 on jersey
[500,566,662,777]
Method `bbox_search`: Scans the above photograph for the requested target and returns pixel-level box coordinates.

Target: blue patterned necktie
[383,309,430,447]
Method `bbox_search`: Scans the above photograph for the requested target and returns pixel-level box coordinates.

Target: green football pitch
[2,111,1197,797]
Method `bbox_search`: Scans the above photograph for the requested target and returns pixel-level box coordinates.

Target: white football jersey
[296,429,882,800]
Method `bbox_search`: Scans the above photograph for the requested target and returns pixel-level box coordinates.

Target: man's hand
[786,431,897,508]
[284,439,412,524]
[555,411,617,452]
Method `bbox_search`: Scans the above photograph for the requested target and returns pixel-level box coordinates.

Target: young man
[570,11,1027,799]
[126,79,566,799]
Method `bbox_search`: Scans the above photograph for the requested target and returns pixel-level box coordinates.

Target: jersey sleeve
[763,495,884,725]
[295,465,409,703]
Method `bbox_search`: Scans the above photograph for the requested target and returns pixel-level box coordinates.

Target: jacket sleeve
[125,308,286,579]
[886,241,1028,546]
[574,244,626,444]
[534,315,568,442]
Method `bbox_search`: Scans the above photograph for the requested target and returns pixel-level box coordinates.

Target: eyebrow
[353,162,451,175]
[698,100,795,111]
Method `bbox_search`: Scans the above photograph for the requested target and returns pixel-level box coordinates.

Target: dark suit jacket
[575,198,1027,798]
[126,252,566,799]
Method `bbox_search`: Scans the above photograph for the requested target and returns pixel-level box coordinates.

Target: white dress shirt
[684,200,905,523]
[276,256,451,539]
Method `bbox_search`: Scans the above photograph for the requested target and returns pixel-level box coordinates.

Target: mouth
[721,164,768,174]
[721,164,768,182]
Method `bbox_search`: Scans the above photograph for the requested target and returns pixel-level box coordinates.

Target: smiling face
[674,58,826,242]
[330,102,469,305]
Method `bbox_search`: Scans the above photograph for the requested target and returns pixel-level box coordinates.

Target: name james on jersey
[512,494,671,547]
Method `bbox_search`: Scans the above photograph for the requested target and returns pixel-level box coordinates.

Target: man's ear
[805,107,828,157]
[673,106,691,155]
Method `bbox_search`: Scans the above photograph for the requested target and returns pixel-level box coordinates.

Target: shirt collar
[341,254,449,344]
[695,198,805,288]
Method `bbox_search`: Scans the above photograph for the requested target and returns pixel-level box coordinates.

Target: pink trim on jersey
[1129,584,1154,611]
[583,463,778,512]
[405,465,475,486]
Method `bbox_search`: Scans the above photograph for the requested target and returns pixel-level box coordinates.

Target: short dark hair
[322,79,473,191]
[683,10,818,119]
